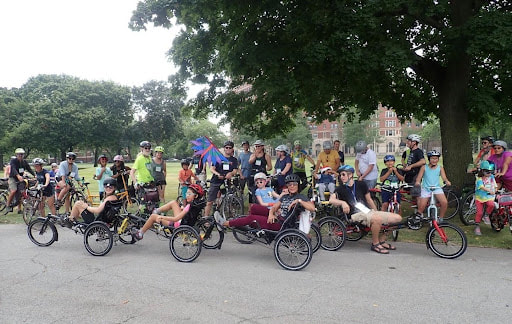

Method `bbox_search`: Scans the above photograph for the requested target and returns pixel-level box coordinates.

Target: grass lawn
[2,158,511,249]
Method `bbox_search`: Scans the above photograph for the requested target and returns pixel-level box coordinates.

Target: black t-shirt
[380,168,401,184]
[279,193,309,219]
[111,166,130,190]
[9,158,34,178]
[251,153,268,175]
[334,181,369,217]
[338,151,345,164]
[404,148,424,183]
[211,156,239,184]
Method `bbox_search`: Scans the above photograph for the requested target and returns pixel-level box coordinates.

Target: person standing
[333,140,345,166]
[273,145,293,193]
[130,141,155,187]
[354,140,378,189]
[314,141,340,174]
[291,140,315,191]
[237,140,252,193]
[32,158,57,216]
[94,155,113,200]
[110,155,131,192]
[248,140,272,203]
[151,146,167,202]
[402,134,426,184]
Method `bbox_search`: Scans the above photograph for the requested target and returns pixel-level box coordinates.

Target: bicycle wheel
[114,216,137,244]
[372,195,382,211]
[0,191,8,212]
[274,230,312,271]
[83,222,113,256]
[27,218,58,247]
[318,217,346,251]
[222,195,243,220]
[389,203,400,241]
[309,223,321,253]
[122,196,140,215]
[232,227,257,244]
[426,223,467,259]
[70,192,87,206]
[443,189,460,220]
[169,225,202,262]
[459,192,476,225]
[23,199,40,225]
[345,221,366,241]
[196,217,224,249]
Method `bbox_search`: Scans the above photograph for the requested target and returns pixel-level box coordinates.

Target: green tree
[130,1,512,186]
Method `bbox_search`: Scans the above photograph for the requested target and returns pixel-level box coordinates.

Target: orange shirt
[179,169,194,184]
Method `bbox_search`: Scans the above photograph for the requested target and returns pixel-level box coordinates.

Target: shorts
[42,186,55,198]
[420,187,444,198]
[351,210,392,226]
[207,182,222,202]
[381,191,401,204]
[8,177,17,191]
[156,179,167,186]
[81,210,95,224]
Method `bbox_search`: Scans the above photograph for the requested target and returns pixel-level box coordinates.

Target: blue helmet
[338,165,355,174]
[384,155,395,162]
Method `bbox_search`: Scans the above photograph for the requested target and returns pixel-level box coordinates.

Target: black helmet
[223,140,234,148]
[181,159,190,166]
[103,177,117,188]
[427,150,441,159]
[139,140,151,148]
[241,140,250,146]
[66,152,77,159]
[482,136,494,143]
[285,173,301,183]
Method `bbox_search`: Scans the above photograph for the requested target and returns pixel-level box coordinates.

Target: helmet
[113,155,124,162]
[482,136,494,143]
[383,155,395,162]
[355,140,367,153]
[254,172,267,180]
[253,140,265,146]
[14,148,25,154]
[338,165,355,174]
[427,150,441,159]
[98,154,107,161]
[103,177,117,188]
[285,173,301,184]
[223,140,234,148]
[493,140,508,150]
[322,141,332,149]
[480,160,495,171]
[275,144,288,153]
[32,158,44,165]
[241,140,249,146]
[154,146,164,153]
[181,159,190,166]
[66,152,77,159]
[294,140,301,146]
[407,134,421,143]
[139,141,151,148]
[51,162,58,168]
[188,184,204,197]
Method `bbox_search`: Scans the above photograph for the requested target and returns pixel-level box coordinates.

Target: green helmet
[154,146,164,153]
[480,160,495,171]
[15,148,25,154]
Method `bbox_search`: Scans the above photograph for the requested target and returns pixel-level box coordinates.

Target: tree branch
[410,54,444,90]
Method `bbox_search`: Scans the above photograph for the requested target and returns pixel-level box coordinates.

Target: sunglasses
[287,182,299,186]
[482,141,489,144]
[224,147,233,149]
[494,146,504,150]
[256,179,266,183]
[143,147,151,150]
[67,157,75,160]
[340,172,349,177]
[104,184,115,188]
[254,145,262,148]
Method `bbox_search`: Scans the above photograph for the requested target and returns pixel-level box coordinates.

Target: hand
[404,166,411,172]
[267,214,276,223]
[445,181,452,186]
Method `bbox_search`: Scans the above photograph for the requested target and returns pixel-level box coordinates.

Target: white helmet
[275,144,289,153]
[254,172,267,180]
[355,140,367,153]
[407,134,421,143]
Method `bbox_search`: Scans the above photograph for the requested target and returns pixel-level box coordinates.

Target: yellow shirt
[317,151,339,170]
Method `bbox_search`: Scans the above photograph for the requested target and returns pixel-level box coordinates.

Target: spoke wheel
[459,192,476,225]
[83,222,113,256]
[23,198,41,225]
[122,197,140,215]
[232,226,257,244]
[274,230,312,271]
[114,216,138,244]
[443,189,460,220]
[169,226,202,262]
[318,217,346,251]
[0,191,8,212]
[222,195,244,220]
[27,218,57,247]
[345,222,366,241]
[309,223,321,253]
[197,217,224,249]
[426,223,467,259]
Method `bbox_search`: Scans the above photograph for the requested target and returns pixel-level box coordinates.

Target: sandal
[379,241,396,250]
[371,243,389,254]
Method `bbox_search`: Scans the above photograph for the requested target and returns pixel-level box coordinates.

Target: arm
[394,167,405,181]
[248,153,256,164]
[265,154,272,172]
[364,192,378,210]
[43,172,51,187]
[409,158,426,170]
[334,156,340,171]
[354,158,361,178]
[415,166,426,186]
[360,164,375,180]
[380,169,392,183]
[440,167,451,186]
[281,162,292,175]
[329,192,351,214]
[306,154,315,165]
[497,156,512,177]
[268,200,282,223]
[85,196,116,214]
[314,158,321,174]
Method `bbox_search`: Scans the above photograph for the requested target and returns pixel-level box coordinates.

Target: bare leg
[435,193,448,219]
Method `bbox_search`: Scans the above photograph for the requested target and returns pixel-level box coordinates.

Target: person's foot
[379,241,396,250]
[61,216,73,229]
[474,226,482,236]
[132,228,143,241]
[370,243,389,254]
[483,216,491,225]
[213,211,226,231]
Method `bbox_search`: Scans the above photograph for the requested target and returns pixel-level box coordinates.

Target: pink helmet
[113,155,124,162]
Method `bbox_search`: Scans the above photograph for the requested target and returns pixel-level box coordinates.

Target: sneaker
[61,217,73,229]
[132,228,143,241]
[483,216,491,225]
[213,211,226,232]
[474,226,482,236]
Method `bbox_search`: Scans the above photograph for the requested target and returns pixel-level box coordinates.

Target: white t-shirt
[356,149,378,181]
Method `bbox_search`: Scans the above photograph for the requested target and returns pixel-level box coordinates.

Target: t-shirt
[179,169,194,184]
[338,151,345,164]
[404,148,424,183]
[279,193,308,219]
[355,149,378,181]
[132,154,154,184]
[36,169,53,196]
[237,151,252,178]
[275,155,293,187]
[488,151,512,180]
[380,168,400,184]
[96,166,113,192]
[476,148,495,165]
[57,161,80,180]
[255,187,279,206]
[334,181,370,217]
[475,176,496,203]
[291,150,309,173]
[9,158,35,178]
[211,156,239,184]
[317,150,339,170]
[251,153,268,175]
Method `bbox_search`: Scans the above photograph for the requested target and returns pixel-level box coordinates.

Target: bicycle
[488,192,512,233]
[22,185,46,225]
[2,177,37,215]
[114,171,140,214]
[208,178,244,220]
[54,178,87,211]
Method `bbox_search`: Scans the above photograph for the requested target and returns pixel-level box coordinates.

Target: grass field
[2,158,512,249]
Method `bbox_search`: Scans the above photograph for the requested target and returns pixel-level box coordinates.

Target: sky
[0,0,180,89]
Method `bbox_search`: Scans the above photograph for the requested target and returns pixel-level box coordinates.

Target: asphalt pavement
[1,223,511,323]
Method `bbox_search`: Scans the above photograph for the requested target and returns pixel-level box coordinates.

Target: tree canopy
[130,0,512,186]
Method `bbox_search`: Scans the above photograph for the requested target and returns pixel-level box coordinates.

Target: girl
[473,161,497,235]
[94,155,113,200]
[110,155,131,192]
[133,184,204,240]
[254,172,283,208]
[32,158,57,217]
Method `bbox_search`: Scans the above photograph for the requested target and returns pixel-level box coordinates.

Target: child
[254,172,283,208]
[94,155,113,200]
[178,159,197,199]
[316,167,337,201]
[473,161,497,235]
[415,150,451,222]
[379,155,405,211]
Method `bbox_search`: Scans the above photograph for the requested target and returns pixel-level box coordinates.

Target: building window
[387,142,395,152]
[385,111,395,118]
[387,130,394,136]
[385,120,396,127]
[312,133,318,139]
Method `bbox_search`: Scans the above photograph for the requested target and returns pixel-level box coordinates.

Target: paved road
[1,223,511,323]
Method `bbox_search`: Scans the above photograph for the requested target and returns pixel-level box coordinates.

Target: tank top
[251,153,268,175]
[151,159,165,182]
[422,165,441,189]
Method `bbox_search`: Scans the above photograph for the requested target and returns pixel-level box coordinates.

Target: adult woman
[215,174,315,231]
[94,154,113,200]
[488,140,512,191]
[248,140,272,203]
[132,184,205,240]
[110,155,131,191]
[273,145,293,193]
[151,146,167,202]
[32,158,57,217]
[61,178,119,227]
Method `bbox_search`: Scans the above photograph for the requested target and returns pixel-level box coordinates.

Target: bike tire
[426,223,467,259]
[309,223,321,253]
[232,227,257,244]
[121,196,140,215]
[70,192,87,206]
[390,203,400,241]
[114,216,137,244]
[274,230,312,271]
[23,199,41,225]
[169,225,202,262]
[196,217,224,249]
[222,195,243,220]
[318,217,346,251]
[0,191,8,212]
[345,221,366,241]
[27,218,58,247]
[459,191,476,225]
[83,222,113,256]
[443,189,460,220]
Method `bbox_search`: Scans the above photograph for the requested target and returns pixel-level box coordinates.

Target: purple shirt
[488,151,512,180]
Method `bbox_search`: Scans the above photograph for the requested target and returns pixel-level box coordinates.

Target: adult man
[354,140,378,189]
[204,141,239,216]
[402,134,426,184]
[333,140,345,166]
[130,141,155,187]
[56,152,81,213]
[290,140,315,191]
[329,165,402,254]
[5,148,35,213]
[314,141,340,174]
[237,140,251,193]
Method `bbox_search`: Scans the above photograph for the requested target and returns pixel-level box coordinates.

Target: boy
[379,155,405,211]
[316,167,337,201]
[178,159,197,199]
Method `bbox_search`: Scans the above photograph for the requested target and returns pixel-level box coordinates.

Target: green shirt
[133,154,154,184]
